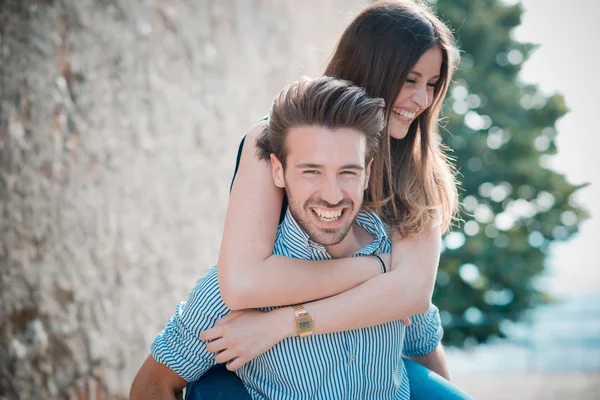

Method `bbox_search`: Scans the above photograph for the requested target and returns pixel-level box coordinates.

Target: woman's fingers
[215,348,238,364]
[226,356,248,371]
[205,338,228,353]
[200,326,223,341]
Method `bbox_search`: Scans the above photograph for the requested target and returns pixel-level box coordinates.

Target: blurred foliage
[429,0,588,347]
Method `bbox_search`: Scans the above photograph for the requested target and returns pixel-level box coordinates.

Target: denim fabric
[404,358,473,400]
[185,364,251,400]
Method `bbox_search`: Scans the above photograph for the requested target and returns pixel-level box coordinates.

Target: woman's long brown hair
[324,0,459,236]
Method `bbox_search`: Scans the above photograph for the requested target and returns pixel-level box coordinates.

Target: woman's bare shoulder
[246,118,269,140]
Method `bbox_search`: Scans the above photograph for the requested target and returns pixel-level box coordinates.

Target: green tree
[430,0,588,346]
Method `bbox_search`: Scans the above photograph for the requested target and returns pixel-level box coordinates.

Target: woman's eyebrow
[341,164,365,171]
[409,71,441,80]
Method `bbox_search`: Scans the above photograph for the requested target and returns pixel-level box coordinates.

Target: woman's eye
[427,82,437,88]
[406,78,417,84]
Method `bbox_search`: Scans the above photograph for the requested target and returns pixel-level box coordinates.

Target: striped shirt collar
[278,207,388,257]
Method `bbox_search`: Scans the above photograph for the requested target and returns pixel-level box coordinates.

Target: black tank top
[230,135,288,225]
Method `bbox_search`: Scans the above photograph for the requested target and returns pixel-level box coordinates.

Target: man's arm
[130,355,187,400]
[129,267,230,397]
[402,303,451,379]
[406,344,451,380]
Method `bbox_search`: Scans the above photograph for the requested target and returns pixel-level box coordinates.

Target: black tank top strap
[230,119,288,225]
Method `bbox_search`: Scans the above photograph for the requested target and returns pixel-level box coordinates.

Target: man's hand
[130,355,187,400]
[201,308,292,371]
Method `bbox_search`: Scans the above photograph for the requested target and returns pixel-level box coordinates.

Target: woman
[190,1,469,399]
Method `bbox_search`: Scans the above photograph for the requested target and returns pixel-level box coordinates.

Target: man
[130,76,448,399]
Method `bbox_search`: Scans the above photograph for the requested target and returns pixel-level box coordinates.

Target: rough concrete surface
[0,0,368,397]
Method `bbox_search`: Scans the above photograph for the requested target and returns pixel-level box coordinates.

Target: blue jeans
[403,359,473,399]
[186,364,252,400]
[186,359,472,399]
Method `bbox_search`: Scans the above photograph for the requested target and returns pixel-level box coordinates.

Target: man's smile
[308,206,351,228]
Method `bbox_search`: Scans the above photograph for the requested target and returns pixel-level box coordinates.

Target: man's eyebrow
[409,71,440,80]
[296,163,324,169]
[295,163,364,170]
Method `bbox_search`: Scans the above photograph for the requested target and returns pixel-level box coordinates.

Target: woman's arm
[306,227,440,331]
[202,228,440,371]
[218,121,384,310]
[286,227,440,334]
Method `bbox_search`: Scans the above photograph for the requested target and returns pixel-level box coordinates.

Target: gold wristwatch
[293,304,314,338]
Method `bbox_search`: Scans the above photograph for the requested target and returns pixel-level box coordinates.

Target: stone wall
[0,0,367,397]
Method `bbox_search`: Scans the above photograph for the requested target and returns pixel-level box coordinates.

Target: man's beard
[285,188,360,246]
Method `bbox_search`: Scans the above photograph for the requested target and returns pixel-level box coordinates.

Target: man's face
[270,126,372,246]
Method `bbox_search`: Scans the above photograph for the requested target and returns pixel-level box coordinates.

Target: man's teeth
[314,208,342,221]
[393,109,415,119]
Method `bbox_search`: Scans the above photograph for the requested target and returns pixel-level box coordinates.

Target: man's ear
[270,153,285,188]
[364,158,374,191]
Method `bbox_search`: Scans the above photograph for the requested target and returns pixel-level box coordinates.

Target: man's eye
[341,171,357,175]
[303,170,319,175]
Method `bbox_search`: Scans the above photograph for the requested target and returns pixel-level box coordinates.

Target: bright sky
[512,0,600,296]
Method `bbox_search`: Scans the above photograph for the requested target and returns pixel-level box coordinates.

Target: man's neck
[324,222,374,259]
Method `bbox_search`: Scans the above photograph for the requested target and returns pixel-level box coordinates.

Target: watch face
[295,315,313,333]
[299,320,311,330]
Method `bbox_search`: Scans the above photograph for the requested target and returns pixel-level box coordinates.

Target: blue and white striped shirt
[152,209,443,399]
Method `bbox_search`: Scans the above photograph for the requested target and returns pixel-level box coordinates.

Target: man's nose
[320,175,344,205]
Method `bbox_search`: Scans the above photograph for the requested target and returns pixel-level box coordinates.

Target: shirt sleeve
[151,266,230,382]
[402,303,444,357]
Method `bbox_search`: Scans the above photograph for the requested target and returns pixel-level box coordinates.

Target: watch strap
[293,304,309,318]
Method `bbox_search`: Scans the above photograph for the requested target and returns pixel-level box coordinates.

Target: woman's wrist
[375,252,391,274]
[373,254,386,273]
[271,306,297,341]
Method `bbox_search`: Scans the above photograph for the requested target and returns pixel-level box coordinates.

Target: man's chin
[307,227,350,246]
[291,207,356,247]
[312,235,344,247]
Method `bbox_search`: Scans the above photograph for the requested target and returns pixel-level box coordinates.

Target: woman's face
[388,46,443,140]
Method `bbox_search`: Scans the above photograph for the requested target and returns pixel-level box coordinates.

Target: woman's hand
[200,308,293,371]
